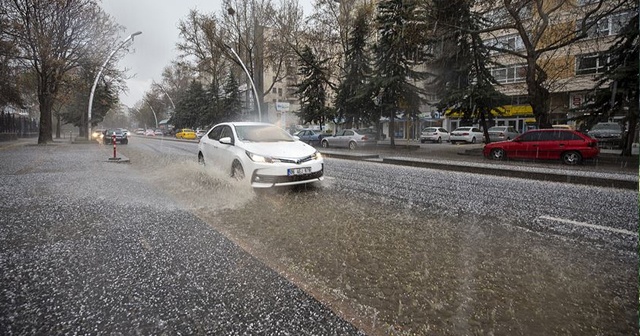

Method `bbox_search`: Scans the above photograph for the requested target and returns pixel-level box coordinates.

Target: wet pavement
[0,141,365,335]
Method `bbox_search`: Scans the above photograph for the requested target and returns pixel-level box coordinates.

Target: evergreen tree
[222,71,242,122]
[582,11,638,156]
[334,7,376,129]
[372,0,428,146]
[428,0,508,143]
[203,78,222,127]
[295,46,331,128]
[172,80,206,128]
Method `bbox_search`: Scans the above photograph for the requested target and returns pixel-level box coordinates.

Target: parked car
[175,128,197,140]
[587,122,625,148]
[103,129,128,145]
[321,129,378,149]
[419,127,450,143]
[197,122,324,188]
[144,129,155,136]
[154,129,164,136]
[483,129,599,165]
[196,129,206,139]
[134,128,145,135]
[295,129,325,146]
[487,126,519,142]
[450,127,484,144]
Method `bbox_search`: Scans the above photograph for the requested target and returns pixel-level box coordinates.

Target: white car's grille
[277,155,314,164]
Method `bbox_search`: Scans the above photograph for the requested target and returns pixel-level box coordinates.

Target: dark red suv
[483,129,599,165]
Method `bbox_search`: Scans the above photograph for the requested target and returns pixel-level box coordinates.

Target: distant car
[120,129,131,137]
[587,122,625,148]
[154,129,164,136]
[197,122,324,188]
[487,126,519,142]
[91,128,106,141]
[419,127,449,143]
[196,129,206,139]
[144,129,155,136]
[295,129,325,145]
[321,129,378,149]
[450,127,484,144]
[134,128,145,135]
[103,129,128,145]
[483,129,599,165]
[175,128,197,140]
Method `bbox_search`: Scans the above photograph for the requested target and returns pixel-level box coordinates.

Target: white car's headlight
[312,151,322,160]
[246,151,274,163]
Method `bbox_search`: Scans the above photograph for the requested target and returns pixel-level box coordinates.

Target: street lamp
[87,31,142,140]
[225,44,262,122]
[153,81,176,110]
[145,100,158,129]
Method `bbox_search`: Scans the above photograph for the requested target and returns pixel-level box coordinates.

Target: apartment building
[442,0,634,133]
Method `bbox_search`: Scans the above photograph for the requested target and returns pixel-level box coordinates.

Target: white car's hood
[241,141,317,158]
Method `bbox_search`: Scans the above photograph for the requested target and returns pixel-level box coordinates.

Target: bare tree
[1,0,122,143]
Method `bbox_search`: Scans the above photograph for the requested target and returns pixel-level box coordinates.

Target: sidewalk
[319,139,638,190]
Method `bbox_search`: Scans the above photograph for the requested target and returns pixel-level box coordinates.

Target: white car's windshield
[236,125,294,142]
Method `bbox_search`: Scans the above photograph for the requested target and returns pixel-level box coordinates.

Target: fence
[0,111,38,137]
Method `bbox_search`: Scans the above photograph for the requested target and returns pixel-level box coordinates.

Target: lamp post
[87,31,142,140]
[145,100,158,129]
[225,44,262,122]
[153,81,176,110]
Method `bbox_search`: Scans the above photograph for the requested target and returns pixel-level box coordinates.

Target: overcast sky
[101,1,313,108]
[101,1,223,107]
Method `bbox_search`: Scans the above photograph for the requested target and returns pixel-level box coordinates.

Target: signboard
[276,102,290,112]
[570,93,584,109]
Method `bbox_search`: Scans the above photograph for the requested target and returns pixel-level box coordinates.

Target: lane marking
[538,215,636,236]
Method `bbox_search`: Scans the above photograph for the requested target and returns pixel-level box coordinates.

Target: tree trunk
[55,112,61,138]
[479,110,490,144]
[37,93,53,144]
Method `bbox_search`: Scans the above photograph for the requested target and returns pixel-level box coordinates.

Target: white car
[197,122,324,188]
[450,126,484,144]
[419,127,450,143]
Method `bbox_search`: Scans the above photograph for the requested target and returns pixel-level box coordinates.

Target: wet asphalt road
[0,142,364,335]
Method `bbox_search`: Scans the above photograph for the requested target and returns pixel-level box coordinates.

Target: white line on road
[538,215,636,236]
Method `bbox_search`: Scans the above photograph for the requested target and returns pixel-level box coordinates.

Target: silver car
[487,126,519,142]
[420,127,450,143]
[321,129,378,149]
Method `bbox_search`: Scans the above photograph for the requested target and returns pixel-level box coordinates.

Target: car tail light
[362,136,368,140]
[462,132,469,136]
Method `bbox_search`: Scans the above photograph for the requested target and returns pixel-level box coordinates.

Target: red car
[483,129,599,165]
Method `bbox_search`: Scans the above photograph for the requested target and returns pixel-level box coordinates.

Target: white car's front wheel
[231,161,245,180]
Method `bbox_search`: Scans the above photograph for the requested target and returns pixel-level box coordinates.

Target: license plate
[288,167,312,176]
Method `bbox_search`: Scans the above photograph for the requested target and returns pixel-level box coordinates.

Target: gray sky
[102,1,223,107]
[101,1,313,108]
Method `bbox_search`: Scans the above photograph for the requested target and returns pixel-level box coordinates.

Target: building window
[510,95,529,105]
[272,88,277,94]
[485,34,525,54]
[490,64,527,84]
[278,88,283,97]
[583,11,633,38]
[576,53,608,75]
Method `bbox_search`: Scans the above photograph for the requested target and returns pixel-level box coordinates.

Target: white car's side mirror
[219,137,233,145]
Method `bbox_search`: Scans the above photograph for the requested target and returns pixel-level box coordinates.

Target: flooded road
[123,137,638,335]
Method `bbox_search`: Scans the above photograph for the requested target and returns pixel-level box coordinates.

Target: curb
[381,157,637,190]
